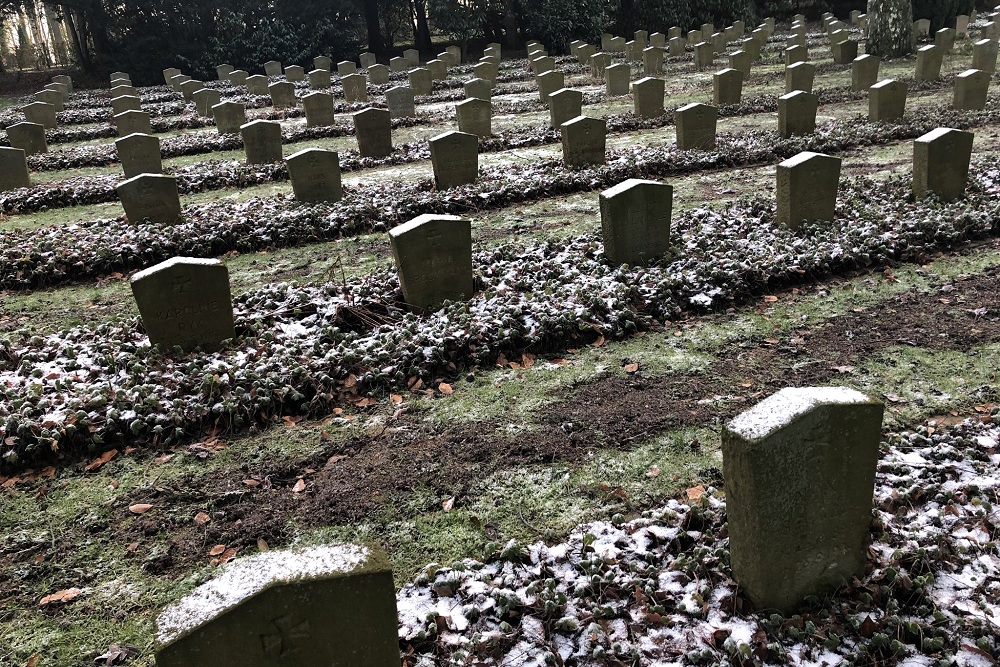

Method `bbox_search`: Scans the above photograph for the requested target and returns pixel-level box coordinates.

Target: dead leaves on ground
[39,587,82,607]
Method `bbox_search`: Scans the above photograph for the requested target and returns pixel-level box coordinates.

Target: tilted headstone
[269,81,297,108]
[723,387,883,613]
[23,101,56,129]
[537,70,565,104]
[408,67,432,96]
[212,101,247,135]
[455,98,491,137]
[286,148,342,203]
[785,61,816,94]
[264,60,282,77]
[694,41,714,70]
[784,45,809,66]
[560,115,606,167]
[390,214,474,311]
[851,54,880,91]
[386,85,415,118]
[246,75,270,96]
[116,133,162,179]
[778,90,818,139]
[934,27,956,52]
[675,102,718,150]
[130,257,235,352]
[353,107,392,158]
[240,119,283,164]
[713,68,743,106]
[114,110,152,137]
[216,64,234,80]
[599,179,672,265]
[0,146,30,191]
[342,74,368,103]
[368,64,390,85]
[284,65,305,82]
[868,79,907,122]
[953,68,991,110]
[972,38,999,73]
[464,77,491,101]
[314,55,332,71]
[193,89,222,118]
[776,151,841,228]
[915,45,943,81]
[302,92,335,127]
[548,88,583,129]
[831,38,858,64]
[35,89,63,112]
[913,127,974,201]
[117,173,182,225]
[632,76,664,118]
[308,69,331,90]
[6,122,46,155]
[429,130,478,189]
[229,70,248,86]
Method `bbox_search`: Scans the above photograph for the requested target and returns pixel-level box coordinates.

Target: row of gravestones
[7,74,73,157]
[154,382,886,665]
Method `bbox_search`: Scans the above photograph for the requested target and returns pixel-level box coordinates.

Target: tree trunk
[411,0,432,55]
[866,0,914,58]
[361,0,385,54]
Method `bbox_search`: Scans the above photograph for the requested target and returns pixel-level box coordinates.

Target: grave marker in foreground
[776,151,841,228]
[599,179,673,265]
[913,127,974,201]
[286,148,342,203]
[390,214,474,311]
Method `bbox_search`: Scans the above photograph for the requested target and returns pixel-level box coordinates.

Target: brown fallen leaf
[26,655,40,667]
[292,479,306,494]
[390,393,404,405]
[217,548,238,565]
[39,587,82,606]
[646,465,661,478]
[624,363,640,374]
[257,538,270,552]
[84,449,118,472]
[438,382,454,396]
[193,511,210,525]
[128,503,153,515]
[442,496,455,511]
[686,485,705,503]
[208,544,226,557]
[762,295,778,303]
[242,478,260,487]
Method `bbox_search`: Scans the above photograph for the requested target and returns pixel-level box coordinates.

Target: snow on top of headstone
[727,386,875,441]
[156,543,370,645]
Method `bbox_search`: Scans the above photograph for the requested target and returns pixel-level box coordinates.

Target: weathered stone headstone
[531,55,555,74]
[464,77,491,101]
[785,61,816,94]
[778,90,818,139]
[473,61,498,82]
[784,44,808,66]
[913,18,931,38]
[315,55,332,71]
[599,179,672,265]
[0,146,29,191]
[427,59,447,81]
[216,63,234,80]
[212,101,247,135]
[776,151,841,227]
[229,70,248,86]
[851,54,880,91]
[403,48,420,66]
[111,95,141,116]
[308,69,331,90]
[286,148,342,203]
[605,63,630,96]
[713,68,743,105]
[386,85,415,118]
[360,52,378,68]
[46,81,70,96]
[642,46,663,75]
[632,76,665,118]
[163,67,181,84]
[240,119,283,164]
[455,98,491,137]
[537,70,565,104]
[723,387,883,613]
[675,102,718,150]
[269,81,297,108]
[169,74,190,92]
[342,73,368,103]
[301,92,335,128]
[35,89,63,111]
[130,257,235,352]
[956,14,970,38]
[831,38,858,64]
[180,80,204,102]
[429,130,478,189]
[110,84,138,99]
[868,79,907,121]
[694,41,714,69]
[913,127,974,201]
[589,52,612,79]
[6,121,46,155]
[668,36,686,57]
[915,45,943,81]
[116,133,162,179]
[934,27,956,52]
[953,68,991,110]
[972,38,999,73]
[117,173,182,225]
[264,61,282,77]
[548,88,583,129]
[284,65,305,82]
[729,49,751,75]
[353,107,392,158]
[408,68,433,96]
[22,101,56,129]
[561,116,606,167]
[368,64,390,85]
[246,74,269,96]
[390,214,474,311]
[114,110,152,137]
[192,89,222,118]
[687,29,701,45]
[650,32,665,48]
[390,56,407,72]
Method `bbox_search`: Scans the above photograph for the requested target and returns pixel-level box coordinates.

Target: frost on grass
[398,420,1000,666]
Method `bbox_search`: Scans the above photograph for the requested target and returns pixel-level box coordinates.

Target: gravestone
[408,68,433,96]
[742,36,761,61]
[117,173,182,225]
[851,54,880,91]
[776,151,841,228]
[713,68,743,105]
[315,55,332,71]
[286,148,342,203]
[633,76,665,118]
[390,56,407,72]
[169,74,190,92]
[464,78,491,101]
[953,68,991,110]
[386,85,415,118]
[403,49,419,66]
[729,49,751,75]
[163,67,181,84]
[342,74,368,103]
[934,27,955,52]
[353,107,392,158]
[605,63,630,96]
[643,46,664,75]
[338,60,358,75]
[590,52,612,79]
[111,95,141,116]
[956,14,970,38]
[368,64,390,85]
[599,179,672,264]
[784,45,808,66]
[45,82,69,96]
[650,32,665,48]
[913,127,974,201]
[694,42,714,70]
[473,61,498,82]
[229,70,248,86]
[0,146,29,191]
[668,36,686,57]
[915,45,943,81]
[179,80,203,101]
[212,101,247,135]
[22,101,56,128]
[778,90,818,139]
[308,69,331,90]
[360,52,378,68]
[548,88,583,129]
[972,39,999,73]
[35,89,63,111]
[913,19,930,38]
[702,22,715,40]
[130,257,235,352]
[246,75,269,96]
[429,130,478,189]
[284,65,305,82]
[532,55,555,74]
[868,79,907,121]
[264,61,282,77]
[427,59,447,81]
[455,98,491,137]
[675,102,718,150]
[537,70,565,104]
[6,122,46,155]
[114,110,152,137]
[390,214,474,311]
[269,81,297,108]
[831,38,858,64]
[560,116,606,167]
[240,119,283,164]
[216,64,234,80]
[302,92,335,127]
[785,61,816,94]
[723,387,883,613]
[116,133,162,179]
[193,89,222,118]
[687,30,701,45]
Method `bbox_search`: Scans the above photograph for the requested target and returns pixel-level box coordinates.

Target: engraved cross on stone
[260,615,312,661]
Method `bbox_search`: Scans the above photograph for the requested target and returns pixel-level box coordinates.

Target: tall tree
[866,0,914,58]
[359,0,384,53]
